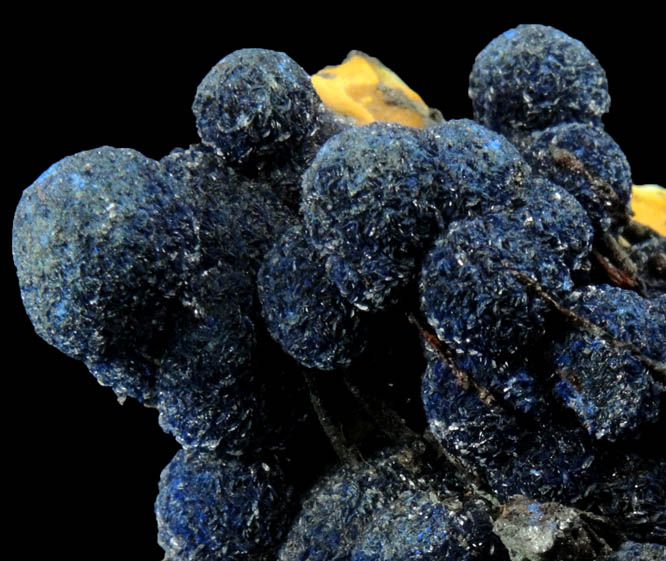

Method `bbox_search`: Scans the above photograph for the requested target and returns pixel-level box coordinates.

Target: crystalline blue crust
[258,224,367,370]
[548,285,664,442]
[520,123,632,233]
[426,119,531,219]
[420,212,571,359]
[193,49,321,168]
[469,24,610,140]
[422,356,597,504]
[13,146,198,403]
[302,122,442,312]
[515,176,593,272]
[156,448,294,561]
[278,448,504,561]
[564,284,666,363]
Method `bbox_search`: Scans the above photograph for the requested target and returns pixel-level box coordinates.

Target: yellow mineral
[631,184,666,236]
[312,51,441,128]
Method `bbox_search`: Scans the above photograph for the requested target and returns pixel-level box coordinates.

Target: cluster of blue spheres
[13,26,666,561]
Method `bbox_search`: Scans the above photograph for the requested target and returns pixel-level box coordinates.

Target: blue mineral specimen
[563,284,666,362]
[12,146,198,403]
[257,104,351,209]
[519,122,632,233]
[514,176,594,272]
[258,224,367,371]
[426,119,531,220]
[302,122,440,311]
[546,284,665,442]
[278,447,505,561]
[548,329,662,442]
[156,448,294,561]
[419,212,572,360]
[161,143,296,277]
[157,143,301,450]
[193,49,322,169]
[469,24,610,141]
[156,268,258,450]
[422,355,598,504]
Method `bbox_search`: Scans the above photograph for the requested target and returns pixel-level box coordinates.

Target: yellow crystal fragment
[312,51,440,128]
[631,184,666,236]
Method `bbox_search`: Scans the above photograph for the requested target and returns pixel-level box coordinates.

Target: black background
[6,13,664,560]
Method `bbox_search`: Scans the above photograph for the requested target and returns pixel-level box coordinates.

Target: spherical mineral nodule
[278,447,501,561]
[514,176,593,272]
[193,48,321,167]
[550,330,661,442]
[301,122,440,312]
[419,213,572,360]
[519,122,632,233]
[161,143,297,278]
[257,224,367,370]
[426,119,531,219]
[469,24,610,140]
[422,355,598,504]
[156,448,294,561]
[12,146,197,403]
[564,284,666,363]
[156,268,258,450]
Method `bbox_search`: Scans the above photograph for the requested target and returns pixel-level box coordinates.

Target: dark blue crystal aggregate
[13,146,198,404]
[426,119,531,219]
[156,448,294,561]
[514,176,593,272]
[422,356,598,504]
[302,122,440,311]
[12,30,666,560]
[519,122,633,233]
[258,224,367,370]
[193,49,321,168]
[469,24,610,140]
[420,212,572,360]
[278,448,505,561]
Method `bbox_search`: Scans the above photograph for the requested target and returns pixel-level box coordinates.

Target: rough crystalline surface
[155,448,294,561]
[426,119,531,220]
[12,146,198,403]
[492,496,614,561]
[161,143,296,277]
[563,284,666,362]
[301,122,440,311]
[278,447,505,561]
[548,331,662,443]
[514,176,593,272]
[422,355,598,504]
[156,269,258,450]
[193,49,322,168]
[258,224,367,370]
[600,541,666,560]
[420,212,572,360]
[468,24,610,140]
[519,122,632,234]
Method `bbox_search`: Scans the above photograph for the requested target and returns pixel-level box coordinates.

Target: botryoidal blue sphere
[13,146,198,404]
[12,25,666,561]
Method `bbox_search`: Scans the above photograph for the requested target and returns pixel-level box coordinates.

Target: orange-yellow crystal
[631,184,666,236]
[312,51,435,128]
